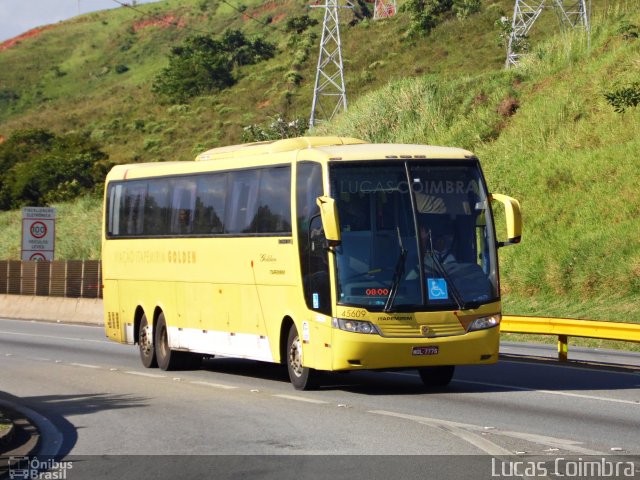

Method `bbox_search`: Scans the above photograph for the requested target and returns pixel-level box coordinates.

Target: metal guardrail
[0,260,102,299]
[501,315,640,361]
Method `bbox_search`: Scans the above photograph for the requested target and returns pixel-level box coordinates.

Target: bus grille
[377,322,465,338]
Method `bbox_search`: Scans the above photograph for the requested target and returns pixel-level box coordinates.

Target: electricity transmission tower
[309,0,349,128]
[505,0,590,68]
[373,0,397,20]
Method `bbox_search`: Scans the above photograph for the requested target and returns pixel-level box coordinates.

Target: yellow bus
[102,136,521,390]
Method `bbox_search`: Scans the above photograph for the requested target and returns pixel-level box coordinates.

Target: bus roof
[106,137,476,181]
[195,136,474,162]
[194,136,367,161]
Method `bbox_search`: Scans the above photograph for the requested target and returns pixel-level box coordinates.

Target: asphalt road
[1,317,639,479]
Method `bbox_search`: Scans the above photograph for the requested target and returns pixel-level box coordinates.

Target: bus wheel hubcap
[289,336,303,377]
[140,325,152,355]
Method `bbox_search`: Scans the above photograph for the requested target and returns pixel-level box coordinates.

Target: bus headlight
[467,314,501,332]
[333,318,380,335]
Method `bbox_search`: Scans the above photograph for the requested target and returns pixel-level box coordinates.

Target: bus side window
[254,166,292,234]
[170,178,197,235]
[123,182,146,236]
[194,173,227,234]
[107,184,123,237]
[145,179,170,235]
[225,170,260,234]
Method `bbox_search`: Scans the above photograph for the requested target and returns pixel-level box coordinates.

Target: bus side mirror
[316,196,341,246]
[491,193,522,248]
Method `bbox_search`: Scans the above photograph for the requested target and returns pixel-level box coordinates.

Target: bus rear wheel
[418,365,455,388]
[155,313,202,371]
[286,324,317,390]
[139,313,157,368]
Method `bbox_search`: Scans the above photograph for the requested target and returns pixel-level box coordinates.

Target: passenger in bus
[177,208,192,234]
[420,219,456,265]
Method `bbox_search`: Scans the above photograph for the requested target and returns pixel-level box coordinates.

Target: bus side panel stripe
[167,327,274,362]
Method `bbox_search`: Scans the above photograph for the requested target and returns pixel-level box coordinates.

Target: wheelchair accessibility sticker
[427,278,448,300]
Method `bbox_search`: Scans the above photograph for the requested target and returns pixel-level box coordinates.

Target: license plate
[412,346,439,356]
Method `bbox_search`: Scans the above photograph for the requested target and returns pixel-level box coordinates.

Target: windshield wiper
[384,227,407,313]
[424,229,468,311]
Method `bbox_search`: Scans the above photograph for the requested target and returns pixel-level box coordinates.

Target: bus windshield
[330,161,498,312]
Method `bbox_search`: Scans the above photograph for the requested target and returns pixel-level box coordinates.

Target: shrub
[242,116,307,142]
[152,31,275,103]
[285,15,318,34]
[0,129,112,209]
[617,21,639,40]
[604,82,640,113]
[0,89,20,108]
[400,0,454,39]
[453,0,480,19]
[285,71,303,86]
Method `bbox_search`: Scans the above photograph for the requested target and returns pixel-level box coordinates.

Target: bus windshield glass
[330,161,498,311]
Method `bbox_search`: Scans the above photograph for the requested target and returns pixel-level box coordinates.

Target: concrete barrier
[0,294,103,325]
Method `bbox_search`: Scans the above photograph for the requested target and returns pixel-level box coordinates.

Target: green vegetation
[152,30,276,103]
[0,129,111,209]
[604,81,640,113]
[242,115,307,141]
[0,0,639,333]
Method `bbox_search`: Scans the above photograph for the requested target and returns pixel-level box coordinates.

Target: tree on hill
[152,30,276,103]
[401,0,480,38]
[0,129,112,210]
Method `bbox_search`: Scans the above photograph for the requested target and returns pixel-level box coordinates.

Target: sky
[0,0,161,43]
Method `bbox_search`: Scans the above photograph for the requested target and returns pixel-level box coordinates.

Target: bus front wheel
[418,365,455,388]
[287,325,317,390]
[139,313,157,368]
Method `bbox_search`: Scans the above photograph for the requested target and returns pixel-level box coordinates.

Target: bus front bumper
[328,327,500,371]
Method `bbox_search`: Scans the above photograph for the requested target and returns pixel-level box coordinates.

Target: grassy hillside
[0,0,529,162]
[1,0,639,331]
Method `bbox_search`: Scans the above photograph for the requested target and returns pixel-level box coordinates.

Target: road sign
[21,207,56,261]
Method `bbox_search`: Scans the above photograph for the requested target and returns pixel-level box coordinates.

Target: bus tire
[155,312,185,371]
[418,365,455,388]
[286,324,317,390]
[139,313,157,368]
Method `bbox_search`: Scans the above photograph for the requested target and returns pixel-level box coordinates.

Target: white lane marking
[0,330,110,344]
[455,379,640,406]
[495,430,607,455]
[190,381,238,390]
[1,318,101,329]
[369,410,606,456]
[369,409,512,456]
[272,394,328,404]
[390,371,640,405]
[124,371,166,378]
[501,358,640,377]
[69,363,101,369]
